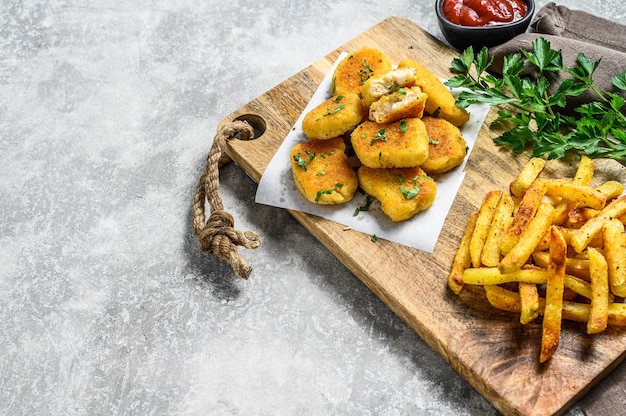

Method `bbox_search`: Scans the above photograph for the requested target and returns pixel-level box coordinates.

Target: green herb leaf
[293,153,308,171]
[315,183,344,203]
[370,128,387,145]
[448,38,626,164]
[612,72,626,90]
[354,195,373,216]
[400,184,420,199]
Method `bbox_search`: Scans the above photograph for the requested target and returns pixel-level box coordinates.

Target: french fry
[560,227,603,250]
[544,181,607,210]
[573,155,594,186]
[564,274,592,299]
[571,195,626,253]
[563,302,626,326]
[470,190,502,268]
[596,180,624,200]
[481,193,514,267]
[499,202,555,274]
[509,157,546,198]
[448,211,479,295]
[484,285,521,313]
[500,179,547,255]
[564,258,591,281]
[587,247,609,334]
[462,267,548,285]
[608,303,626,326]
[564,207,599,229]
[602,219,626,297]
[449,155,626,362]
[553,200,577,226]
[519,282,540,324]
[552,156,595,224]
[540,226,567,363]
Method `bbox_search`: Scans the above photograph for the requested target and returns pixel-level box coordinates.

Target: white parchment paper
[255,53,490,252]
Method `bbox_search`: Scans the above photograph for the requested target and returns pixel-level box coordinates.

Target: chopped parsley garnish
[393,86,407,95]
[353,195,373,216]
[432,107,441,118]
[315,183,344,202]
[371,234,378,242]
[429,138,440,145]
[293,151,316,171]
[400,120,408,133]
[317,104,345,120]
[370,128,387,145]
[398,175,421,199]
[293,152,308,171]
[359,59,374,83]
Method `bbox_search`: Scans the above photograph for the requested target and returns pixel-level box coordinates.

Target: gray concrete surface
[2,1,625,415]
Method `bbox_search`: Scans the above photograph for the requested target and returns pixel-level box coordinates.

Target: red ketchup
[442,0,527,27]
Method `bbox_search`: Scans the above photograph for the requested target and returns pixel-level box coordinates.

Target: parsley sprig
[445,37,626,162]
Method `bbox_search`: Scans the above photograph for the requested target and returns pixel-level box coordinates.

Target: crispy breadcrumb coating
[302,93,366,140]
[357,166,437,222]
[350,118,429,169]
[421,116,467,174]
[290,137,358,204]
[332,48,393,96]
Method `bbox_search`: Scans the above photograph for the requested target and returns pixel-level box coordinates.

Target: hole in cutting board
[233,114,266,139]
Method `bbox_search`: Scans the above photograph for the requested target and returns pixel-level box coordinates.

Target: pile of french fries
[448,156,626,362]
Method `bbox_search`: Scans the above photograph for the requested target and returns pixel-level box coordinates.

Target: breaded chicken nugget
[332,48,393,96]
[357,166,437,222]
[290,137,358,205]
[421,116,467,174]
[302,93,366,140]
[368,86,427,124]
[398,58,470,127]
[351,118,429,169]
[361,67,418,107]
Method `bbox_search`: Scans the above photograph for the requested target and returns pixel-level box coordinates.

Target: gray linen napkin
[489,4,626,415]
[488,2,626,113]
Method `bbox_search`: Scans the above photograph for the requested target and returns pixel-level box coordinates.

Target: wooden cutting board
[217,17,626,416]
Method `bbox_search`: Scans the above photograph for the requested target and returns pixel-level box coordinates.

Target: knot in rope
[197,209,261,253]
[192,120,261,279]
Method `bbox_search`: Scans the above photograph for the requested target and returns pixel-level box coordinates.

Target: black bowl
[435,0,535,52]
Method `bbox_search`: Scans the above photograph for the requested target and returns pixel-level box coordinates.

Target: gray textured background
[2,1,625,415]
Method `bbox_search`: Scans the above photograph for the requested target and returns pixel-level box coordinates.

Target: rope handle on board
[191,120,261,279]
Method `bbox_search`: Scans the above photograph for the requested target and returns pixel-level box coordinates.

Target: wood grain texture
[217,17,626,416]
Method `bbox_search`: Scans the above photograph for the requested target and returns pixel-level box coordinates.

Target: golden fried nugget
[331,48,393,96]
[361,67,418,107]
[290,137,358,205]
[357,166,437,222]
[420,116,467,174]
[398,58,470,127]
[369,86,428,124]
[350,118,429,169]
[302,93,366,140]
